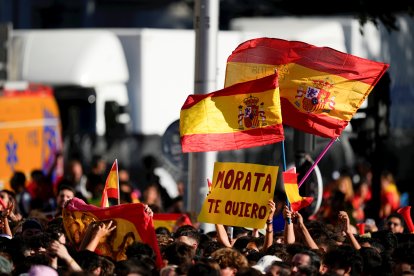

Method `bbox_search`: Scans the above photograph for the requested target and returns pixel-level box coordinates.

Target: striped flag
[180,73,284,152]
[153,213,192,232]
[63,197,162,267]
[225,38,389,138]
[101,159,119,208]
[283,167,313,212]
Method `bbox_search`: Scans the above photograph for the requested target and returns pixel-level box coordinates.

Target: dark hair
[359,247,383,275]
[125,241,156,262]
[10,171,26,191]
[173,225,201,244]
[155,226,171,236]
[188,262,220,276]
[115,259,152,276]
[386,212,406,229]
[323,245,362,275]
[57,183,76,194]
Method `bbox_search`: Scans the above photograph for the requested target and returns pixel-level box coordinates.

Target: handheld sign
[198,162,278,229]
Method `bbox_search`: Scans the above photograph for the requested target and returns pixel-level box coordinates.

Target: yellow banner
[198,162,278,229]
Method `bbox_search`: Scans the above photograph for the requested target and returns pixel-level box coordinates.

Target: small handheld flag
[283,167,313,212]
[101,159,120,208]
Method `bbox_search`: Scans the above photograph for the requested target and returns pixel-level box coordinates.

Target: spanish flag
[283,167,313,212]
[101,159,119,208]
[63,197,162,267]
[153,213,192,232]
[180,73,284,152]
[225,38,389,138]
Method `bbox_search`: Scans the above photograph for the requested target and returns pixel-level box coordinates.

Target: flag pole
[281,141,291,224]
[298,138,336,188]
[116,159,120,205]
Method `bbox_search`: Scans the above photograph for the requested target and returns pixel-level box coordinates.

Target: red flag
[225,38,389,138]
[63,197,163,267]
[283,167,313,212]
[101,159,119,208]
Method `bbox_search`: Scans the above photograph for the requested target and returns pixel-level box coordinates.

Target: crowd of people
[0,156,413,275]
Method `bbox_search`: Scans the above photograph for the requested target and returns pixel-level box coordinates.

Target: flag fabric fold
[283,167,313,212]
[180,73,284,152]
[62,197,162,267]
[225,38,389,138]
[101,159,119,208]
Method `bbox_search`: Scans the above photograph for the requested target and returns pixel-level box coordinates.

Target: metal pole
[188,0,219,228]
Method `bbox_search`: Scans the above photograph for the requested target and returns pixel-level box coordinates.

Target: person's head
[187,262,220,276]
[266,260,291,276]
[210,248,249,276]
[0,190,16,211]
[91,155,107,175]
[55,184,75,210]
[21,218,43,239]
[359,247,383,275]
[142,183,161,207]
[385,213,405,233]
[173,225,201,250]
[322,245,362,276]
[162,241,195,274]
[46,217,66,245]
[251,255,283,274]
[336,175,354,201]
[392,243,414,276]
[380,170,395,188]
[66,159,84,182]
[290,250,321,275]
[115,258,153,276]
[77,250,115,275]
[10,171,26,193]
[199,240,225,258]
[125,241,156,262]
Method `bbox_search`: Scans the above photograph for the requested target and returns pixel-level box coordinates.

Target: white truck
[7,28,259,181]
[9,29,130,170]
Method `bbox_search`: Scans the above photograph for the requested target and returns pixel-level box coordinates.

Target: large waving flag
[180,73,284,152]
[283,167,313,212]
[101,159,119,208]
[63,197,162,267]
[225,38,389,138]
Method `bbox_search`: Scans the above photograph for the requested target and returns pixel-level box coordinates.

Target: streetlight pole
[187,0,219,230]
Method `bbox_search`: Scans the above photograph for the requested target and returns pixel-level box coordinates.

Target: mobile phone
[227,226,233,240]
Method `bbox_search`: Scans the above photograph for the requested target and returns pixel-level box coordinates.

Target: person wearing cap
[21,218,43,239]
[251,255,283,274]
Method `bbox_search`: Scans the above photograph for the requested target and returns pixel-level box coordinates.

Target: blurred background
[1,0,413,222]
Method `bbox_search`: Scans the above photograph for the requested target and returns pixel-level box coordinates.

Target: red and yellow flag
[63,197,162,267]
[283,167,313,212]
[101,159,119,208]
[180,73,284,152]
[153,213,192,232]
[225,38,389,138]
